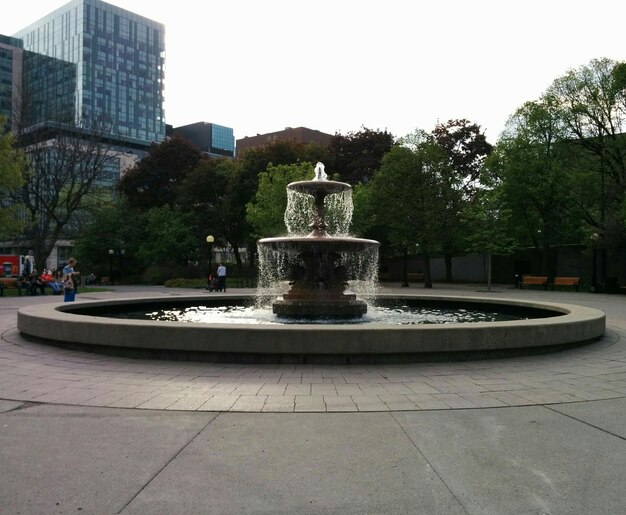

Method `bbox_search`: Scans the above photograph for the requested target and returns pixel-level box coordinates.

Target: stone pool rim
[16,293,606,362]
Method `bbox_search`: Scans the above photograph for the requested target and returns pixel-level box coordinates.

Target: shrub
[164,278,206,288]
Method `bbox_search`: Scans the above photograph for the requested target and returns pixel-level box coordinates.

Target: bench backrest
[522,276,548,284]
[553,277,580,285]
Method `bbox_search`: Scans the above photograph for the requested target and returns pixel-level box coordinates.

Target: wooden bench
[99,276,110,285]
[550,277,580,291]
[520,276,548,289]
[0,278,26,296]
[407,273,424,282]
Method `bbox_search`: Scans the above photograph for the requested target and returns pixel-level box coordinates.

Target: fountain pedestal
[273,248,367,318]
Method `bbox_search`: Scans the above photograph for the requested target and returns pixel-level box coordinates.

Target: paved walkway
[1,285,625,513]
[2,285,625,413]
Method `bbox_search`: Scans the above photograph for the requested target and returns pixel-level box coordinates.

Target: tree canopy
[246,162,314,239]
[327,127,395,184]
[13,120,119,269]
[0,117,26,239]
[367,135,453,287]
[547,58,626,249]
[118,135,202,210]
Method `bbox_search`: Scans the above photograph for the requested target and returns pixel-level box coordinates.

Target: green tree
[118,135,202,210]
[246,162,314,239]
[238,140,329,188]
[13,120,119,269]
[237,140,330,265]
[432,119,493,194]
[177,158,252,271]
[136,205,198,282]
[463,189,516,291]
[491,98,577,275]
[0,117,26,239]
[431,119,492,281]
[74,200,143,279]
[369,135,452,288]
[327,127,395,184]
[547,58,626,281]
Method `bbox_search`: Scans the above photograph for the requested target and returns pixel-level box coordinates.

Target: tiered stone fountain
[257,163,379,318]
[16,163,606,362]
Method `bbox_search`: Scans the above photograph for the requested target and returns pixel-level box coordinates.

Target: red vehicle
[1,255,35,278]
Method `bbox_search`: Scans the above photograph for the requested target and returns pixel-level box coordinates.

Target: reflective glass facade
[173,122,235,158]
[14,0,165,146]
[211,124,235,157]
[0,35,22,126]
[21,51,76,127]
[0,47,13,123]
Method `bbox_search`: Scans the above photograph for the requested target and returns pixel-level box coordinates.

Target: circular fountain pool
[17,294,605,363]
[75,296,557,325]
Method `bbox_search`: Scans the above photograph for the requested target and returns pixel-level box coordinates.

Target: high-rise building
[172,122,235,158]
[12,0,165,147]
[1,0,166,270]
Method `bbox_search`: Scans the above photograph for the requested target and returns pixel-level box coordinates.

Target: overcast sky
[4,0,626,143]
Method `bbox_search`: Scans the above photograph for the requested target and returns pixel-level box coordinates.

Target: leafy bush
[164,278,206,288]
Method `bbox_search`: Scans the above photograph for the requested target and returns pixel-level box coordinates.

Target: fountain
[257,162,379,318]
[16,163,606,362]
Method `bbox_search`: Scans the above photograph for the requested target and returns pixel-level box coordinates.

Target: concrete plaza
[1,284,625,514]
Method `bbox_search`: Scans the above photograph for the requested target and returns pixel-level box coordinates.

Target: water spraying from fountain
[257,162,379,318]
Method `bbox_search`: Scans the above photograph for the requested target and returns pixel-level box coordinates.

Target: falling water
[284,189,353,236]
[257,162,379,317]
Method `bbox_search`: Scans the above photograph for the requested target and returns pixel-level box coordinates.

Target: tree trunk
[541,242,550,276]
[599,247,607,287]
[401,248,409,287]
[423,250,432,288]
[444,253,453,282]
[247,242,256,270]
[231,243,243,272]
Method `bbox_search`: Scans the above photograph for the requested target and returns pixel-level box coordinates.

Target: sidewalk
[1,285,624,514]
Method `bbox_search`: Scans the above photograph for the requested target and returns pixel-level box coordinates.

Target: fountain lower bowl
[17,294,605,363]
[257,235,380,253]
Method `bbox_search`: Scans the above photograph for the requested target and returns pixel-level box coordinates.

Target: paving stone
[197,394,238,411]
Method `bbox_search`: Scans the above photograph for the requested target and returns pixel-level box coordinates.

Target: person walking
[216,263,227,292]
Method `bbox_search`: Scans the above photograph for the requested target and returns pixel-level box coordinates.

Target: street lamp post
[118,249,126,279]
[206,235,215,274]
[590,233,599,292]
[108,249,114,281]
[108,249,126,284]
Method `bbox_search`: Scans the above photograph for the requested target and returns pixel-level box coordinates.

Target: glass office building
[13,0,165,146]
[0,35,23,127]
[173,122,235,158]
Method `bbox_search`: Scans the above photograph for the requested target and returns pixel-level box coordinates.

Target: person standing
[216,263,227,292]
[62,258,80,294]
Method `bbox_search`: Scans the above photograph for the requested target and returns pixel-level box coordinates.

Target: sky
[3,0,626,143]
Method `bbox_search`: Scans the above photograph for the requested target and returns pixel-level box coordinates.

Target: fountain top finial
[313,162,327,181]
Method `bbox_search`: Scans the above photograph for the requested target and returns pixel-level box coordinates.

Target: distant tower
[13,0,166,146]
